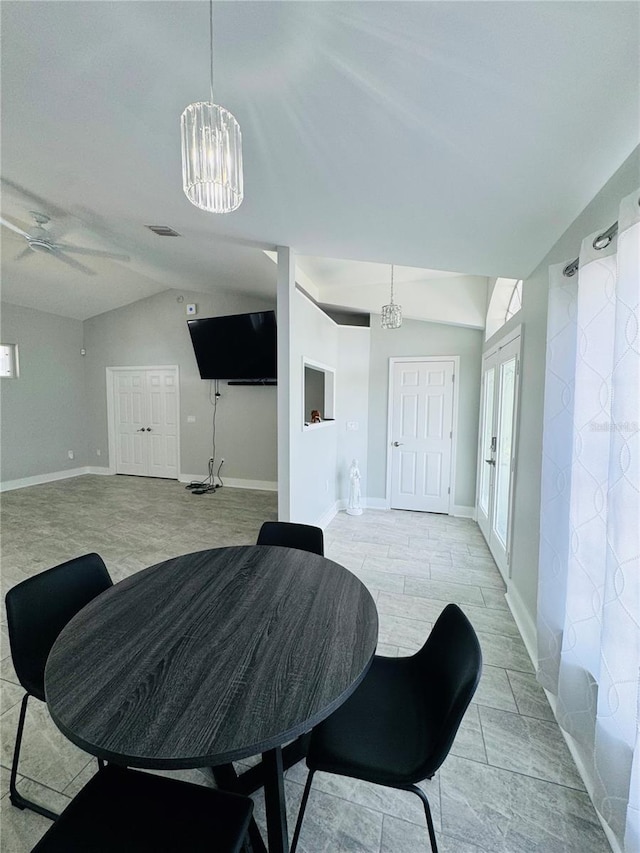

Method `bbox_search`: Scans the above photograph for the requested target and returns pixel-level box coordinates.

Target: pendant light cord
[390,265,395,304]
[209,0,214,103]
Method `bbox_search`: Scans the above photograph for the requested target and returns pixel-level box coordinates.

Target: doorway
[106,366,180,479]
[476,329,521,580]
[387,357,457,513]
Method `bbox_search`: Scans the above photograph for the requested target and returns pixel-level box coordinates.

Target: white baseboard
[505,581,538,670]
[338,498,476,519]
[343,498,475,517]
[223,477,277,492]
[1,469,276,493]
[0,466,105,492]
[336,498,390,512]
[543,691,622,853]
[315,502,340,530]
[364,497,390,510]
[179,474,277,492]
[452,504,475,518]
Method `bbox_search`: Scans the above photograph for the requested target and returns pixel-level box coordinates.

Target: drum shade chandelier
[381,264,402,329]
[181,0,243,213]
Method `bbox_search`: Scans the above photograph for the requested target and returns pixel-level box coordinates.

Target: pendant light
[381,264,402,329]
[181,0,243,213]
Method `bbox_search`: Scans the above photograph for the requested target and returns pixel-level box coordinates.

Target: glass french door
[477,332,521,580]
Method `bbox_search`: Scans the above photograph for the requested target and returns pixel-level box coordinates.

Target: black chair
[5,552,113,821]
[30,763,253,852]
[256,521,324,556]
[290,603,482,853]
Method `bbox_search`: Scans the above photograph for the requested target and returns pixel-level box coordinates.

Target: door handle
[485,458,495,466]
[137,428,145,432]
[146,427,152,432]
[393,441,403,447]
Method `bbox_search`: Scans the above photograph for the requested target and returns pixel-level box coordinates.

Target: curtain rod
[563,220,619,277]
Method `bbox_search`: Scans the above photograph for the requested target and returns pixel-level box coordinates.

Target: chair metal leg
[211,764,267,853]
[407,783,438,853]
[10,693,58,822]
[290,768,315,853]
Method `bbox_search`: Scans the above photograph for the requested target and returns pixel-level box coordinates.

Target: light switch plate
[186,304,197,315]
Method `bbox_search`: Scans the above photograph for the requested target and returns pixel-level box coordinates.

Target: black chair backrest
[5,553,113,701]
[256,521,324,556]
[414,603,482,777]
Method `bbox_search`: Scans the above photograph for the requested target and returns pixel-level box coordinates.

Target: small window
[0,343,19,378]
[505,280,522,322]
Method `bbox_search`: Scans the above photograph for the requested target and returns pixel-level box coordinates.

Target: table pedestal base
[211,736,311,853]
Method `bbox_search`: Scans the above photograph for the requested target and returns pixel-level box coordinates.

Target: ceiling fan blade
[54,243,130,262]
[13,247,33,262]
[50,249,96,276]
[0,215,32,240]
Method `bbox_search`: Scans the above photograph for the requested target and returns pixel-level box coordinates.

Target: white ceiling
[1,1,637,321]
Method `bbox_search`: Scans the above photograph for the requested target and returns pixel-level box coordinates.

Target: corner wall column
[276,246,294,521]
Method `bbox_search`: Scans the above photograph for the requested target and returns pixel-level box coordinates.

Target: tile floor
[0,475,610,852]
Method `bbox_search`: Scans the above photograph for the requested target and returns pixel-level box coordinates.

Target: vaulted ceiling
[1,1,637,320]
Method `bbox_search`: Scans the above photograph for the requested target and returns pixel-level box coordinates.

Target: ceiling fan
[0,211,130,276]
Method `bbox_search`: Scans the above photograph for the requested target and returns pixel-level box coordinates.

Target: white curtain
[538,188,639,853]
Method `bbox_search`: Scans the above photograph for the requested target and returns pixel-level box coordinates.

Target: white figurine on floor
[347,458,363,516]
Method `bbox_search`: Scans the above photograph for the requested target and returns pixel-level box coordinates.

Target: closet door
[146,369,179,479]
[110,367,179,479]
[114,371,147,476]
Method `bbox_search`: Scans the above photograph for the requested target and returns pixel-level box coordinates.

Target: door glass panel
[479,367,495,516]
[494,357,516,546]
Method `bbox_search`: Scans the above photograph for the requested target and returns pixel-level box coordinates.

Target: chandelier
[180,0,243,213]
[381,264,402,329]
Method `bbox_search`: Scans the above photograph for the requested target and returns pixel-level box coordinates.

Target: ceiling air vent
[145,225,181,237]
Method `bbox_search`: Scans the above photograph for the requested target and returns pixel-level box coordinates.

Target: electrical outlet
[68,450,74,460]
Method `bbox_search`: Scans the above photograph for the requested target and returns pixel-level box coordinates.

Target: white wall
[1,302,87,483]
[320,275,489,329]
[289,290,340,525]
[336,326,370,506]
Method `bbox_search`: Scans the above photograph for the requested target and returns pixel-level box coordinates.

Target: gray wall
[0,302,87,481]
[501,144,640,634]
[367,317,484,509]
[83,288,277,483]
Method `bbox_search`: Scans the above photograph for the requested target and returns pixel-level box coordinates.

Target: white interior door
[390,359,455,513]
[146,369,179,478]
[109,367,179,479]
[476,333,521,579]
[114,371,147,476]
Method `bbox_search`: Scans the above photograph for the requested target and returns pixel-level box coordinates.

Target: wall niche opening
[303,359,335,427]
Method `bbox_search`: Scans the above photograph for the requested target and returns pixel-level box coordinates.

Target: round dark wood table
[45,545,378,852]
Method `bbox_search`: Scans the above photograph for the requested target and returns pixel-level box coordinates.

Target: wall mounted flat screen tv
[187,310,277,380]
